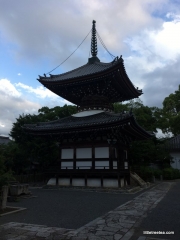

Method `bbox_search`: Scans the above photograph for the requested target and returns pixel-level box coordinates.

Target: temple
[23,20,152,188]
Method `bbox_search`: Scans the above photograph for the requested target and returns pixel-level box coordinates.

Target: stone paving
[0,182,173,240]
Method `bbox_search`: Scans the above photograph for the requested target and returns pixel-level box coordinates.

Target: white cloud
[17,73,21,76]
[15,82,59,99]
[166,12,180,22]
[0,78,74,136]
[125,13,180,67]
[123,13,180,107]
[149,18,180,61]
[0,78,41,136]
[0,79,21,97]
[0,0,166,69]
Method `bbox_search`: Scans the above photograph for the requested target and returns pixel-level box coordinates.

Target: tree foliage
[114,99,158,132]
[9,105,77,174]
[114,99,171,166]
[0,144,15,188]
[161,85,180,135]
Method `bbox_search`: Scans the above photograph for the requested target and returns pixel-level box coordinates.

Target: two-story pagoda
[24,21,152,188]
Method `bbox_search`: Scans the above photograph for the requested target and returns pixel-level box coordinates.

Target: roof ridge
[50,63,89,78]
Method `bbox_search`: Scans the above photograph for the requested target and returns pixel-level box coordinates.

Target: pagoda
[23,21,152,188]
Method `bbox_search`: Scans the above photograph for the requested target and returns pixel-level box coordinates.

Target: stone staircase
[130,171,147,188]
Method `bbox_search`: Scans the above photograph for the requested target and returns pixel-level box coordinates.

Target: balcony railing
[44,166,129,175]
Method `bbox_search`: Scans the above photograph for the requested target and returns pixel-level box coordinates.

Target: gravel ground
[0,187,149,229]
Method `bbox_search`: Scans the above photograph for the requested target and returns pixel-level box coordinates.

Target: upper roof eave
[37,57,142,97]
[38,57,124,84]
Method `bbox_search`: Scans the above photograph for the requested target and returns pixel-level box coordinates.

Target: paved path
[0,182,173,240]
[0,187,146,229]
[131,180,180,240]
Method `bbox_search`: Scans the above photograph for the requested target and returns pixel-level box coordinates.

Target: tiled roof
[0,136,11,144]
[24,111,131,131]
[38,58,121,82]
[37,56,143,106]
[23,111,152,140]
[166,135,180,150]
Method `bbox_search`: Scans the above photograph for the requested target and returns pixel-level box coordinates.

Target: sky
[0,0,180,137]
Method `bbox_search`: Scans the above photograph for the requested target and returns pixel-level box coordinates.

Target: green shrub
[0,172,14,189]
[163,168,180,180]
[140,166,154,181]
[154,169,163,179]
[0,154,14,190]
[163,168,173,180]
[172,169,180,179]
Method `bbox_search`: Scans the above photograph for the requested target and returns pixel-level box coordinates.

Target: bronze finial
[91,20,98,57]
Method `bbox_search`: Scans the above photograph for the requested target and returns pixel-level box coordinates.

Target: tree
[9,105,77,173]
[129,137,171,167]
[161,85,180,135]
[114,99,158,133]
[38,105,77,121]
[0,144,14,189]
[114,100,171,166]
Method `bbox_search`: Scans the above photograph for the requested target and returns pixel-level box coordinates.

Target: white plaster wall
[113,161,117,169]
[61,161,73,169]
[58,178,70,186]
[95,161,109,169]
[47,178,56,185]
[47,177,126,188]
[76,161,92,169]
[103,179,118,188]
[87,179,101,187]
[76,148,92,158]
[124,161,128,169]
[170,152,180,170]
[95,147,109,158]
[72,178,85,186]
[61,149,73,159]
[121,178,124,187]
[72,110,104,117]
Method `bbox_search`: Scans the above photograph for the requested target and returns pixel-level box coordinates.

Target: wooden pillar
[85,175,87,187]
[70,175,72,186]
[101,175,103,187]
[73,147,76,170]
[127,173,130,185]
[118,148,124,172]
[59,147,62,170]
[124,175,127,186]
[118,174,121,188]
[109,146,113,170]
[117,148,124,172]
[56,175,58,186]
[92,146,95,170]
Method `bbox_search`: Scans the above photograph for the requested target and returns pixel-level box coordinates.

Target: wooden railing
[44,167,129,175]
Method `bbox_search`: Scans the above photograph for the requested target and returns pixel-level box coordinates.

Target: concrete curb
[0,206,26,216]
[127,186,141,193]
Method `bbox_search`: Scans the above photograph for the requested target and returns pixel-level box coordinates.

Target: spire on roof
[88,20,100,63]
[91,20,97,57]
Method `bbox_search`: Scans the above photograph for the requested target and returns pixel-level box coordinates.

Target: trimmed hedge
[163,168,180,180]
[138,166,180,181]
[139,166,154,181]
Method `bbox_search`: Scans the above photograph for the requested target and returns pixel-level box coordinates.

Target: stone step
[130,172,147,187]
